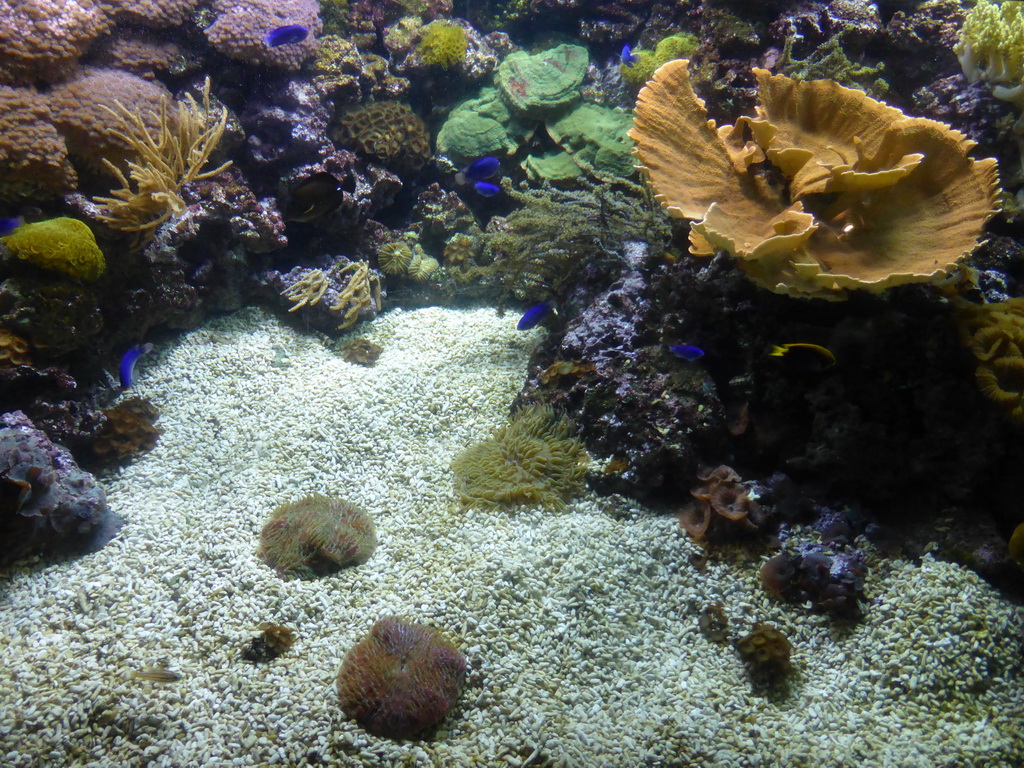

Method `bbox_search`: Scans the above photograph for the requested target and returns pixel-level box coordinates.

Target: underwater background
[1,0,1023,766]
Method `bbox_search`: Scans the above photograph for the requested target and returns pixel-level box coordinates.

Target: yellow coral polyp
[2,217,106,282]
[418,22,468,69]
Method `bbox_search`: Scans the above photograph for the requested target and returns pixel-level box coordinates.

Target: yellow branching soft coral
[954,297,1024,424]
[91,77,230,242]
[330,261,381,330]
[630,60,1001,299]
[2,217,106,282]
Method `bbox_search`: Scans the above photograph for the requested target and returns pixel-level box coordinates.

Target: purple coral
[336,617,467,739]
[0,411,121,565]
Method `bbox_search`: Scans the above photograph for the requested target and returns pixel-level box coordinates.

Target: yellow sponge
[2,217,106,282]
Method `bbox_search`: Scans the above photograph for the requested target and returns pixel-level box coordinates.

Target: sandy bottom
[1,305,1022,768]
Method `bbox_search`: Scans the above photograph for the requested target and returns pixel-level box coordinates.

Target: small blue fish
[119,342,154,389]
[669,344,704,361]
[517,302,553,331]
[474,181,500,197]
[464,156,500,181]
[620,44,639,67]
[0,217,20,237]
[265,25,309,47]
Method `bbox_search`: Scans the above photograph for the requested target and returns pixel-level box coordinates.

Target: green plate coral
[452,404,589,510]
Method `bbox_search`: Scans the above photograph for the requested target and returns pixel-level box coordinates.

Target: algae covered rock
[496,43,589,119]
[0,410,121,565]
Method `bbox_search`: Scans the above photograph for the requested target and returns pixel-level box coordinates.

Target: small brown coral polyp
[336,617,467,739]
[258,494,377,579]
[736,622,792,678]
[678,465,762,542]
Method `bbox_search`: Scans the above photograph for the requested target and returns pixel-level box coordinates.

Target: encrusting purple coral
[0,410,122,565]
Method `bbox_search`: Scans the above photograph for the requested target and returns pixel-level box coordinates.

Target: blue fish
[464,156,500,181]
[620,44,639,67]
[120,342,154,389]
[474,181,500,197]
[669,344,704,361]
[265,25,309,47]
[517,302,553,331]
[0,217,20,237]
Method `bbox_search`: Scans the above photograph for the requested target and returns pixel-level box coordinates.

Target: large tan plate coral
[630,59,1001,299]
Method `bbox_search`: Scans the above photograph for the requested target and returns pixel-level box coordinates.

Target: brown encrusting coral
[630,60,1000,299]
[678,465,765,543]
[452,404,589,510]
[92,397,163,464]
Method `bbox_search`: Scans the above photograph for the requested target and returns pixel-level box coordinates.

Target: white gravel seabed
[1,305,1022,768]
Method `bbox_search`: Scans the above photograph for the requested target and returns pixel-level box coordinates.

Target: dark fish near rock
[265,25,309,47]
[283,172,346,222]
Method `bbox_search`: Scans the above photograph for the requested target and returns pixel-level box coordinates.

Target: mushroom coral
[630,60,1000,300]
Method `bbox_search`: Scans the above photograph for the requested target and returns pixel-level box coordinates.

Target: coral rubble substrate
[0,306,1021,767]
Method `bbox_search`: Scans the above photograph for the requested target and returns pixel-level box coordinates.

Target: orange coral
[678,465,763,542]
[93,397,163,463]
[630,60,1000,299]
[0,86,78,203]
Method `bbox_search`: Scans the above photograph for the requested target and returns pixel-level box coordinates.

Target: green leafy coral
[418,22,468,68]
[620,33,698,88]
[452,404,589,510]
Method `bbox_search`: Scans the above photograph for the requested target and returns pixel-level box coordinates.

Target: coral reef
[332,102,431,175]
[258,493,377,579]
[0,410,121,565]
[630,59,1001,299]
[335,617,466,739]
[0,0,111,86]
[2,218,106,282]
[954,296,1024,424]
[49,67,172,174]
[262,259,383,334]
[435,87,530,164]
[452,404,589,511]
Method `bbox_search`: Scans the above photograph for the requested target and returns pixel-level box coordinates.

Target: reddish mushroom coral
[678,465,765,542]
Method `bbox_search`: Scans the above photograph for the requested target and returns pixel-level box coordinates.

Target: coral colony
[2,0,1024,764]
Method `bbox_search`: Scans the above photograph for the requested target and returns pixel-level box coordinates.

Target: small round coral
[735,623,792,678]
[332,102,431,175]
[258,494,377,578]
[336,617,467,739]
[418,22,468,69]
